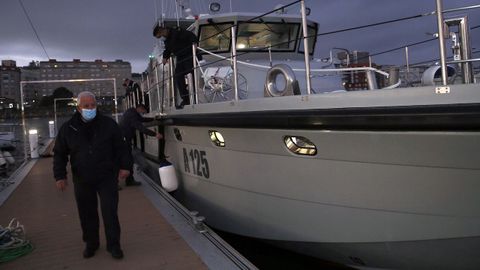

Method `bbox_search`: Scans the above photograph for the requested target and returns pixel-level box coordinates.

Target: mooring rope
[0,218,34,263]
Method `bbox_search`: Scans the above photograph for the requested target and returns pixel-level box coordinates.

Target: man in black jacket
[153,24,200,108]
[119,104,162,186]
[53,91,131,260]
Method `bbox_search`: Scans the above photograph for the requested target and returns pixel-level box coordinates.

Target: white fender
[2,151,15,164]
[158,161,178,192]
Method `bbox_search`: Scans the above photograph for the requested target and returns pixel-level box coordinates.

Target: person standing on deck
[53,91,131,259]
[119,104,163,186]
[153,23,201,109]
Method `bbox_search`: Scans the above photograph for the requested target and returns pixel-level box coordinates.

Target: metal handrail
[198,46,390,79]
[446,58,480,64]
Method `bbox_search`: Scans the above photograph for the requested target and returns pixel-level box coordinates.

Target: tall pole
[435,0,448,86]
[231,26,239,101]
[300,0,312,94]
[192,43,199,104]
[20,82,28,161]
[405,46,410,82]
[113,78,118,122]
[169,58,175,107]
[54,98,57,136]
[141,80,145,105]
[154,64,162,113]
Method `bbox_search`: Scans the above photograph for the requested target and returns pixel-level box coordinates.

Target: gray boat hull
[145,123,480,269]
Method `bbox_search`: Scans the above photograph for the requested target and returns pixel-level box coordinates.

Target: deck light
[237,43,247,49]
[209,130,225,147]
[284,136,317,156]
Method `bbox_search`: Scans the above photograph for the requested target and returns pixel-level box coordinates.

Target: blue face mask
[81,108,96,121]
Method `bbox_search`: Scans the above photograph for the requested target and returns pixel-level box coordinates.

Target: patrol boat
[129,1,480,269]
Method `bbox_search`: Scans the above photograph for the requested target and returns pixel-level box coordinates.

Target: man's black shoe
[125,180,141,186]
[83,246,98,258]
[109,247,124,259]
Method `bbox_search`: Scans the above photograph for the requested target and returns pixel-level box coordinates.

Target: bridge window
[236,22,299,52]
[298,24,317,55]
[198,22,233,53]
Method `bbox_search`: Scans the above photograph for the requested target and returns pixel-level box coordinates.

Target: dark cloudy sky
[1,0,479,72]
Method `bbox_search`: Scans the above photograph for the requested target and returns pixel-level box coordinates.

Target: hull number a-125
[183,148,210,179]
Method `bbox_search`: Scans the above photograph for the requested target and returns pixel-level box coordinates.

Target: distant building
[21,59,132,100]
[21,61,41,106]
[0,60,21,102]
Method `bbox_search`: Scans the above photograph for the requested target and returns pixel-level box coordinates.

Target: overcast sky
[1,0,479,73]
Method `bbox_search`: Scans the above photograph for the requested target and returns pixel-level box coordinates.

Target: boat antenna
[18,0,50,60]
[161,0,165,27]
[174,0,180,27]
[229,0,232,12]
[154,0,158,21]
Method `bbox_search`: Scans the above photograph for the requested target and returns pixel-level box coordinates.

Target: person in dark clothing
[123,78,147,106]
[53,91,131,260]
[119,104,163,186]
[153,24,201,108]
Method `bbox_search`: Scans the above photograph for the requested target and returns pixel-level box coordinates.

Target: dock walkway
[0,146,211,269]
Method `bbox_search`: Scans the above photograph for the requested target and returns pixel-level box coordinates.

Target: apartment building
[0,60,21,102]
[37,59,131,97]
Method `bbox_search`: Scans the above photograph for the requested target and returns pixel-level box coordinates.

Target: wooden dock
[0,146,211,269]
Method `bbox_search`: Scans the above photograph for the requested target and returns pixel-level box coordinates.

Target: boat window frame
[235,21,301,53]
[198,22,234,54]
[298,23,318,56]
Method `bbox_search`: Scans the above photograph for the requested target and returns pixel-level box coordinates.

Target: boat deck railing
[135,0,480,111]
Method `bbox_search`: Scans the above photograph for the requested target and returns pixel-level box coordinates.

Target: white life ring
[265,64,300,97]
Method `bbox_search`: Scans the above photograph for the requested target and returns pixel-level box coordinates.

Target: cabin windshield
[236,22,299,52]
[198,21,307,53]
[299,25,317,55]
[198,23,234,52]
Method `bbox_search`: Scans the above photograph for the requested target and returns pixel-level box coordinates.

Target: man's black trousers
[73,176,120,250]
[175,58,194,105]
